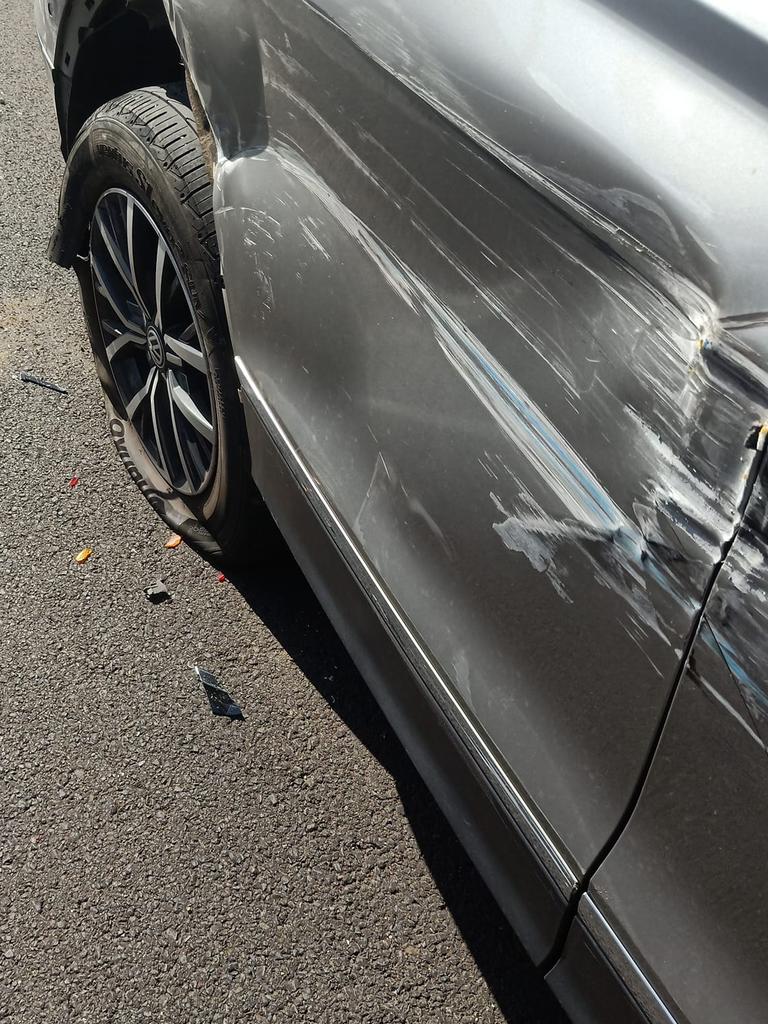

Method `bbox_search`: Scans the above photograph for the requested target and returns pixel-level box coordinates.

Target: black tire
[65,86,278,564]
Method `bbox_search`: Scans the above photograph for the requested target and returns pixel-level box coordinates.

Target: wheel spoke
[125,366,157,420]
[105,330,145,362]
[125,195,143,303]
[154,238,167,330]
[91,253,144,334]
[165,332,206,373]
[94,208,135,299]
[166,375,193,488]
[149,371,169,475]
[168,370,214,442]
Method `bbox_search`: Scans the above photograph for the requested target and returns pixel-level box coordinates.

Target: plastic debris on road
[195,667,244,720]
[164,533,183,549]
[74,548,93,564]
[19,371,68,395]
[68,475,80,488]
[144,580,171,604]
[216,573,227,583]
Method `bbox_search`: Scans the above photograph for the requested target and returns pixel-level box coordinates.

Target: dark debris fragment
[195,666,244,720]
[19,371,68,395]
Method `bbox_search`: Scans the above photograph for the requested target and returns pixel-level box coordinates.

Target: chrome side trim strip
[236,355,577,896]
[580,895,679,1024]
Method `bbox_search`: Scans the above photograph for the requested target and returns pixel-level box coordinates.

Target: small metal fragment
[195,667,244,720]
[19,372,68,395]
[144,580,171,604]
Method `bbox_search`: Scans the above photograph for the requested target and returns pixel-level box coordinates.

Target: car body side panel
[586,465,768,1024]
[237,362,571,963]
[546,907,660,1024]
[173,0,768,315]
[198,0,768,877]
[293,0,768,317]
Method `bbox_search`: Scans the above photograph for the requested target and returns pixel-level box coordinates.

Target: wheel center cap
[146,325,165,369]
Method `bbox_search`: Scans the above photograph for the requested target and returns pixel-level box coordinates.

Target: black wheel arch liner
[50,0,183,159]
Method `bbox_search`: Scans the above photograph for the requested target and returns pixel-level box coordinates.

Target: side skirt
[546,895,676,1024]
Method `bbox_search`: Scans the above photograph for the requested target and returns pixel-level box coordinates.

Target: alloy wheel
[89,188,216,495]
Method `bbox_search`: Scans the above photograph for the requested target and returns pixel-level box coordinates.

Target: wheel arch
[53,0,185,155]
[53,0,268,160]
[49,0,268,269]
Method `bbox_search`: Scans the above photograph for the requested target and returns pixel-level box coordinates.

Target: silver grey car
[35,1,768,1021]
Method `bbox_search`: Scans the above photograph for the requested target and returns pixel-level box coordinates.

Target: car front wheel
[64,86,276,562]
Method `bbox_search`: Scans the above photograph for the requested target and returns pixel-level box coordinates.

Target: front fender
[164,0,268,159]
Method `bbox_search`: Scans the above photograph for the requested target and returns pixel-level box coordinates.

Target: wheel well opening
[62,0,185,151]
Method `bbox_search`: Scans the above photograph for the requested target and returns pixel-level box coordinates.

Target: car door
[575,456,768,1024]
[212,0,768,902]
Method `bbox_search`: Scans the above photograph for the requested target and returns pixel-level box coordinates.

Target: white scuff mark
[267,76,390,198]
[357,125,576,384]
[261,39,305,78]
[452,648,471,704]
[478,454,499,481]
[490,490,677,644]
[299,218,332,261]
[253,266,274,313]
[245,218,276,244]
[621,619,665,679]
[353,452,391,540]
[490,495,573,603]
[723,534,768,604]
[625,407,735,556]
[402,489,454,560]
[489,492,670,636]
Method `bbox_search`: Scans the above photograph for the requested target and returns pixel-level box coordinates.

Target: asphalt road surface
[0,5,569,1022]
